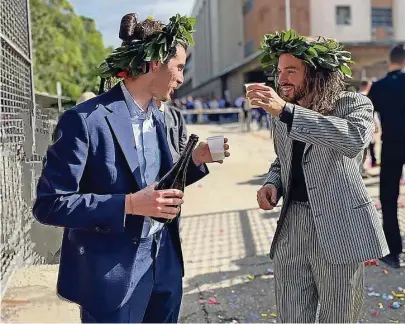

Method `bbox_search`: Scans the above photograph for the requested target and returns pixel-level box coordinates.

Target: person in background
[359,79,371,96]
[368,44,405,269]
[185,95,195,124]
[358,80,378,177]
[76,91,96,105]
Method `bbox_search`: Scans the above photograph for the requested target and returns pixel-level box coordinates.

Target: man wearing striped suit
[247,31,389,323]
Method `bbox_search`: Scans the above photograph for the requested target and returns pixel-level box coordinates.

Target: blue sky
[70,0,195,48]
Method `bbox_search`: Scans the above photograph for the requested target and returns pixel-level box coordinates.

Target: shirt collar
[120,81,159,119]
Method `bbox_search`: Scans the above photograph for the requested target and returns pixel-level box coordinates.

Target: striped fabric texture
[265,91,389,264]
[274,202,364,323]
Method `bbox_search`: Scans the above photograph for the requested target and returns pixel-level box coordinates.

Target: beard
[278,82,307,103]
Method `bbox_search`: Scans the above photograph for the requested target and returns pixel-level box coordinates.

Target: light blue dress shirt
[120,82,164,237]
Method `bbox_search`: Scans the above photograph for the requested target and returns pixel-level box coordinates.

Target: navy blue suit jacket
[32,84,207,313]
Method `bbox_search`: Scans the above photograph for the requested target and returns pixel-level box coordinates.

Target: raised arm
[287,92,374,158]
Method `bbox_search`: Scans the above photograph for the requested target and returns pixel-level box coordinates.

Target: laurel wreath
[260,29,354,78]
[98,14,195,79]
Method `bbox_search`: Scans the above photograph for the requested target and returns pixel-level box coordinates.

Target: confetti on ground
[382,293,394,301]
[392,291,404,298]
[378,303,384,309]
[390,302,401,309]
[389,319,399,323]
[371,311,381,317]
[383,268,389,275]
[250,312,260,319]
[270,313,277,317]
[200,296,220,305]
[247,275,255,280]
[364,259,379,266]
[266,268,274,274]
[208,297,220,305]
[261,313,268,317]
[368,292,381,297]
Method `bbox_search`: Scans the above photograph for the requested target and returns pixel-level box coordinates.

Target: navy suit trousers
[80,227,182,323]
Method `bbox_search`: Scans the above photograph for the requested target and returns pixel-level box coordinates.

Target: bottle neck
[175,135,199,170]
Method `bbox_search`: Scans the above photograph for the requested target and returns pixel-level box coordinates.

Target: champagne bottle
[152,134,199,223]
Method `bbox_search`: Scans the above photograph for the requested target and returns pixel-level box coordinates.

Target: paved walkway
[1,123,404,323]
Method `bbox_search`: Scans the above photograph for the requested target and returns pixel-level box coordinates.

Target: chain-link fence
[0,0,62,296]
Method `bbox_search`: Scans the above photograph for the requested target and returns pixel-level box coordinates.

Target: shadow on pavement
[236,173,268,186]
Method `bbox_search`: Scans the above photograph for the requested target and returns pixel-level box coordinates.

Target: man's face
[151,45,186,102]
[277,53,307,103]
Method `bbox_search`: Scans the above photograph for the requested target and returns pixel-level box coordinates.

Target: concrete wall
[190,78,223,100]
[310,0,372,41]
[190,0,244,89]
[217,0,244,74]
[393,0,405,41]
[192,0,213,87]
[226,57,261,100]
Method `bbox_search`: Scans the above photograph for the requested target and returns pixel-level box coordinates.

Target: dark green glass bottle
[152,134,199,223]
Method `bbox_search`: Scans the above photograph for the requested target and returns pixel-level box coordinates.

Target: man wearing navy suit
[33,13,230,323]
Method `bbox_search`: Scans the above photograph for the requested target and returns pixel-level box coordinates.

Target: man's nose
[177,74,184,86]
[278,72,288,84]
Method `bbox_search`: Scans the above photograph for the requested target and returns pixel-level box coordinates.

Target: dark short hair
[359,80,370,88]
[389,44,405,64]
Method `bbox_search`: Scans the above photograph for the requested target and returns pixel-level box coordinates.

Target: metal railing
[0,0,62,296]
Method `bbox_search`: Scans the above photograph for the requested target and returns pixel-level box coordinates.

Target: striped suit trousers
[273,201,364,323]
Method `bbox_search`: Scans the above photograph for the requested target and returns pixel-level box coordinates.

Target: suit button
[132,238,139,245]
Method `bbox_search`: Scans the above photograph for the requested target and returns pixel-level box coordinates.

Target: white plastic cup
[207,135,225,161]
[244,82,267,108]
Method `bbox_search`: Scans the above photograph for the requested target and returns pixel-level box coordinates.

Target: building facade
[175,0,245,99]
[178,0,404,102]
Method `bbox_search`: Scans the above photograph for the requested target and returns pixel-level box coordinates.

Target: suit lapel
[104,85,143,188]
[303,143,313,158]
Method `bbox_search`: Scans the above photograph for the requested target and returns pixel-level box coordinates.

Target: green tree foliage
[30,0,112,99]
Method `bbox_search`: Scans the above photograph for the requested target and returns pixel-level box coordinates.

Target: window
[372,8,393,27]
[336,6,351,25]
[244,40,254,57]
[243,0,253,15]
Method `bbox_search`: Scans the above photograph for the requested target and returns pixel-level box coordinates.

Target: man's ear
[150,60,160,72]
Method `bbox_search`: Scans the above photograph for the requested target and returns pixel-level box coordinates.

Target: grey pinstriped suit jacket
[266,91,389,264]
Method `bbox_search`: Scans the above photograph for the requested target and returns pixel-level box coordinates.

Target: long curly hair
[276,65,346,115]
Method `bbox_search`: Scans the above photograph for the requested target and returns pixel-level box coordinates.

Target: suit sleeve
[264,117,283,200]
[173,108,209,185]
[32,109,126,233]
[287,92,374,158]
